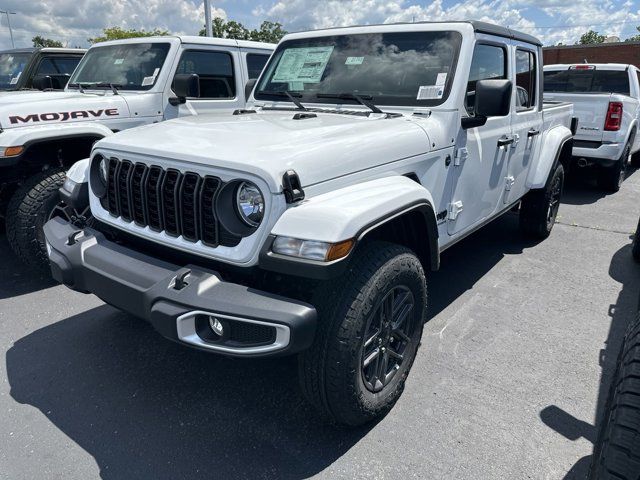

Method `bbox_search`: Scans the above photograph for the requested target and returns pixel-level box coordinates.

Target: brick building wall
[543,42,640,67]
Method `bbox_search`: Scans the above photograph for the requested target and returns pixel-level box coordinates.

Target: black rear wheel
[519,163,564,239]
[598,143,629,193]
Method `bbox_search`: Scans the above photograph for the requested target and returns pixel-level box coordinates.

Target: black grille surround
[99,157,241,248]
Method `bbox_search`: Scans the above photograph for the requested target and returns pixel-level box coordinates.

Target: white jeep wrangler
[0,36,274,270]
[45,21,574,425]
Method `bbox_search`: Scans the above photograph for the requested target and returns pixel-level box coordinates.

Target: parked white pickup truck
[544,63,640,192]
[0,36,274,270]
[45,21,573,425]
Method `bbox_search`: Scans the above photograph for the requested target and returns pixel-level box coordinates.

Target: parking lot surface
[1,168,639,480]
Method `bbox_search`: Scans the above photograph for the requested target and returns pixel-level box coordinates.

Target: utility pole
[0,10,15,48]
[204,0,212,37]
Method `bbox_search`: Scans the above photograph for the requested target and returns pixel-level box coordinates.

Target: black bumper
[44,217,317,357]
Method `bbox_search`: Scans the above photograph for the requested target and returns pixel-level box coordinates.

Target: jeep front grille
[101,157,241,247]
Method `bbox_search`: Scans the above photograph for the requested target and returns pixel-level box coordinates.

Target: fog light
[208,316,224,337]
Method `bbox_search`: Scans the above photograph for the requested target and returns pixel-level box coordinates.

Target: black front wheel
[298,242,427,426]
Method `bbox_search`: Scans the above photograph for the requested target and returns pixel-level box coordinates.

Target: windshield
[544,69,630,96]
[255,31,462,107]
[0,52,32,90]
[69,43,170,90]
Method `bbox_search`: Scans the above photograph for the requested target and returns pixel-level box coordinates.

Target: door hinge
[448,201,464,220]
[454,147,468,166]
[504,176,515,191]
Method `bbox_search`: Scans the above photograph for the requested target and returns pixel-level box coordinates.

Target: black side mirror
[245,78,257,101]
[32,74,54,91]
[462,79,512,129]
[170,74,200,106]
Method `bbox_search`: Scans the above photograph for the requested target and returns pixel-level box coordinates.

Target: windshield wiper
[316,93,383,114]
[258,90,307,111]
[94,83,121,95]
[67,82,87,93]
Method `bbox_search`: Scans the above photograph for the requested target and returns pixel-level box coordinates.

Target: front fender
[271,176,436,243]
[0,122,114,150]
[526,124,572,190]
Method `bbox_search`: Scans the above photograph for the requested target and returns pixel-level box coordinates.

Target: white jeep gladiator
[0,36,274,270]
[544,63,640,192]
[45,21,574,425]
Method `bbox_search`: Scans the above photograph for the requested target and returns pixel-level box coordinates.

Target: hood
[0,91,130,129]
[95,110,431,192]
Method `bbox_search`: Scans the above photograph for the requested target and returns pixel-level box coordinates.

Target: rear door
[447,38,512,236]
[167,45,245,117]
[505,43,543,204]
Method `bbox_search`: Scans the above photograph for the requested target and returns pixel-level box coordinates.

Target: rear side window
[466,44,507,114]
[175,50,236,99]
[515,49,536,110]
[246,53,270,79]
[544,69,630,95]
[36,56,82,76]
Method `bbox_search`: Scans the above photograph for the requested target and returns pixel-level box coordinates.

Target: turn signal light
[2,146,24,157]
[326,239,355,261]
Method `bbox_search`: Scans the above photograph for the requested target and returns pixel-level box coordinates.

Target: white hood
[94,110,431,192]
[0,91,130,129]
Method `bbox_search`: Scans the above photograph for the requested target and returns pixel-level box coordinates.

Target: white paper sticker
[141,76,155,86]
[114,58,124,65]
[272,46,334,84]
[417,85,444,100]
[435,72,447,86]
[345,56,364,65]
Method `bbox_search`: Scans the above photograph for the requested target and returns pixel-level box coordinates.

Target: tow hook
[66,230,84,246]
[173,268,191,290]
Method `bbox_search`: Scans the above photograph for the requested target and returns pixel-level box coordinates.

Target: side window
[175,50,236,99]
[636,70,640,95]
[466,44,507,115]
[246,53,270,80]
[515,49,536,110]
[36,56,82,76]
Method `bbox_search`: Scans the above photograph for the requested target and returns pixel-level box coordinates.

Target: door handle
[527,129,541,137]
[497,136,514,147]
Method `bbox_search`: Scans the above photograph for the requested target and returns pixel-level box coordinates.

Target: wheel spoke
[376,350,389,387]
[393,328,411,343]
[363,347,380,368]
[364,329,380,349]
[387,346,404,361]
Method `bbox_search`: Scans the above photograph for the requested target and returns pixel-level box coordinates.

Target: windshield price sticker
[345,56,364,65]
[9,72,21,85]
[141,67,160,86]
[417,85,444,100]
[272,46,334,84]
[435,72,447,86]
[114,58,125,65]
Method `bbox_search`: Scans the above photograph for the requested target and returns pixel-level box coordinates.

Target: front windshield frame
[0,52,33,90]
[255,30,463,108]
[68,42,171,91]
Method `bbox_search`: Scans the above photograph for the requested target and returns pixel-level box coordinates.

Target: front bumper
[44,217,317,357]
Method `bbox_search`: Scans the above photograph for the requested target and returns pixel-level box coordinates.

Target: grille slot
[102,158,241,247]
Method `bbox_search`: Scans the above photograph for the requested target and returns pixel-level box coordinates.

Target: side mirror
[170,73,200,106]
[462,79,512,129]
[245,78,257,101]
[32,75,54,91]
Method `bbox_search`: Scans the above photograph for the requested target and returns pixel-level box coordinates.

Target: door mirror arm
[461,115,487,129]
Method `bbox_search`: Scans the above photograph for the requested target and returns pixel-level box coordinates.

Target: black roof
[469,21,542,47]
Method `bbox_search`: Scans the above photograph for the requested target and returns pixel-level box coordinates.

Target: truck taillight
[604,102,623,131]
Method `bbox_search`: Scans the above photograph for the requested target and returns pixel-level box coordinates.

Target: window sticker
[417,85,444,100]
[435,72,447,86]
[141,68,160,86]
[114,58,124,65]
[272,46,334,84]
[345,56,364,65]
[9,71,21,85]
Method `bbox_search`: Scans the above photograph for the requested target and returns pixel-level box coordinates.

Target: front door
[505,44,543,204]
[448,40,513,236]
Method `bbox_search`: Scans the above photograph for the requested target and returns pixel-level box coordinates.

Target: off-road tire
[6,168,66,272]
[519,163,564,240]
[633,218,640,264]
[590,312,640,479]
[298,242,427,426]
[598,143,630,193]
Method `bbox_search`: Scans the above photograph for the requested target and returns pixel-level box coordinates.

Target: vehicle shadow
[0,235,56,299]
[5,212,537,479]
[561,166,638,206]
[538,242,640,479]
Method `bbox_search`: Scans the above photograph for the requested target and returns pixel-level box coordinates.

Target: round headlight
[98,157,109,186]
[235,181,264,227]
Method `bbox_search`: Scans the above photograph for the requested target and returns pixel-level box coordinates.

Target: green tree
[88,26,170,44]
[199,18,287,43]
[32,36,63,48]
[625,26,640,42]
[578,30,606,45]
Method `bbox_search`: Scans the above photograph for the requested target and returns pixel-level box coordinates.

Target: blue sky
[0,0,638,49]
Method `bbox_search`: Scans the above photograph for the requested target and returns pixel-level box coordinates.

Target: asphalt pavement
[1,167,639,479]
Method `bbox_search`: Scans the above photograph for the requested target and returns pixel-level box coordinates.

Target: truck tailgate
[544,92,612,142]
